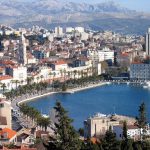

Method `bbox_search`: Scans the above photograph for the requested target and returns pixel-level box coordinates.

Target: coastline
[17,82,107,106]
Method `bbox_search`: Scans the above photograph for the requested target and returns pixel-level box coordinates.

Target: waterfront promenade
[10,80,146,129]
[12,82,107,107]
[11,81,106,128]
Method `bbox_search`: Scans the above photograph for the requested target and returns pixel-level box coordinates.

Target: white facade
[88,48,114,64]
[81,32,89,41]
[55,26,63,36]
[113,125,143,140]
[0,100,12,129]
[146,28,150,56]
[98,47,114,63]
[66,27,74,33]
[7,66,27,82]
[75,27,84,33]
[18,34,27,65]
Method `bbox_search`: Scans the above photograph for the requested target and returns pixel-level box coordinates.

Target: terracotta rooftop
[55,60,67,65]
[0,128,17,139]
[0,60,15,65]
[0,75,13,81]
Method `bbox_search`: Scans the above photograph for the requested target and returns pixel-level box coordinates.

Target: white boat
[143,81,150,88]
[106,82,111,85]
[143,86,148,89]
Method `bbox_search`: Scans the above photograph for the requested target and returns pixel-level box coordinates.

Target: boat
[106,82,111,85]
[143,81,150,88]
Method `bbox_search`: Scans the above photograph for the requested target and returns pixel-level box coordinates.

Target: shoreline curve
[17,82,107,106]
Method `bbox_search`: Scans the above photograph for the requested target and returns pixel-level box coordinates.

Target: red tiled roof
[0,75,12,81]
[0,60,15,65]
[55,60,67,65]
[0,128,17,139]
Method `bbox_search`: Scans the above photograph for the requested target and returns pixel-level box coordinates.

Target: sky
[67,0,150,12]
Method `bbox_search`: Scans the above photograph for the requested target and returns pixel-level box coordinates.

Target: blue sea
[27,84,150,129]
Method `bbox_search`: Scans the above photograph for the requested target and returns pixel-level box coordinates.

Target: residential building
[113,124,150,141]
[6,66,27,83]
[0,99,12,129]
[0,75,13,91]
[66,27,74,33]
[130,63,150,80]
[50,60,68,71]
[55,26,63,37]
[0,128,17,145]
[75,27,84,33]
[33,49,50,59]
[146,28,150,56]
[87,47,114,65]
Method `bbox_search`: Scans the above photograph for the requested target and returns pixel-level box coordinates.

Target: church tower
[18,33,27,65]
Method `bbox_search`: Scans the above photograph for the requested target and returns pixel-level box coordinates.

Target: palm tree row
[4,82,48,101]
[19,104,51,131]
[48,74,104,92]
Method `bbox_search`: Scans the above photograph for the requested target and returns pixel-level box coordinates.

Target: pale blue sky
[68,0,150,12]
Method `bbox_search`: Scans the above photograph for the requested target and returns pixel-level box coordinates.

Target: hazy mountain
[0,0,150,34]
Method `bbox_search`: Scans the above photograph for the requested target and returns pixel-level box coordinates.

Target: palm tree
[63,69,67,82]
[37,116,51,131]
[20,80,24,85]
[36,76,39,83]
[67,71,71,80]
[1,83,6,94]
[60,70,63,79]
[40,75,44,82]
[26,77,32,85]
[12,80,20,89]
[48,72,53,84]
[73,70,77,81]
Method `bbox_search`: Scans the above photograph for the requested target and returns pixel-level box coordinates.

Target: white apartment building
[75,27,84,33]
[55,26,63,37]
[81,32,89,41]
[6,66,27,81]
[88,47,114,65]
[66,27,74,33]
[113,125,150,141]
[146,28,150,56]
[84,113,119,138]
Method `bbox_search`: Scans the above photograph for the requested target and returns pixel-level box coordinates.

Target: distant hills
[0,0,150,34]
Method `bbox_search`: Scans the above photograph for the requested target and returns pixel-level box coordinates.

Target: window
[0,103,4,108]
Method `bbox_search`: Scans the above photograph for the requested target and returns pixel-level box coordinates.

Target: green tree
[102,126,120,150]
[121,139,133,150]
[136,102,147,141]
[50,101,81,150]
[123,121,128,141]
[1,83,6,94]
